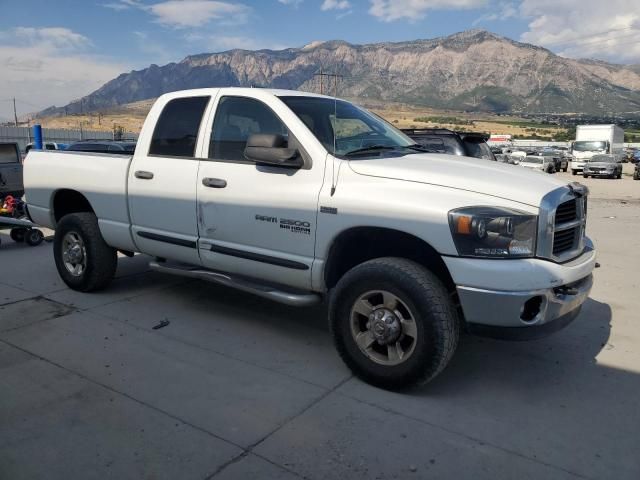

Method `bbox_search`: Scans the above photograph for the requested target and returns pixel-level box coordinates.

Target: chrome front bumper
[457,274,593,340]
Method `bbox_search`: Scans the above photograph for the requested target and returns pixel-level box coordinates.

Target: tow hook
[555,286,579,296]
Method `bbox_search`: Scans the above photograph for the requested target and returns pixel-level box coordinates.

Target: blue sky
[1,0,639,119]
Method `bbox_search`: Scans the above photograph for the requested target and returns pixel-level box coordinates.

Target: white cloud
[278,0,303,6]
[0,27,127,119]
[472,2,517,25]
[104,0,250,28]
[5,27,92,50]
[519,0,640,63]
[321,0,351,10]
[148,0,250,28]
[369,0,487,22]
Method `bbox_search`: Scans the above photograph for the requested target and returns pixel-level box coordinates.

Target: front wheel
[330,258,459,390]
[572,170,577,175]
[53,213,117,292]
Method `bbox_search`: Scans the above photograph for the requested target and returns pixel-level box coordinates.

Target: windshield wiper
[344,145,397,156]
[402,144,431,152]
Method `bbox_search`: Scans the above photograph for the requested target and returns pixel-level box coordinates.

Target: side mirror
[244,134,303,168]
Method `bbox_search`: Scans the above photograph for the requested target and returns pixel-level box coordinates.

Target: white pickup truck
[25,88,596,389]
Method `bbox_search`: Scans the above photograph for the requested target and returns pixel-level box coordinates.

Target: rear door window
[0,144,20,164]
[149,96,210,157]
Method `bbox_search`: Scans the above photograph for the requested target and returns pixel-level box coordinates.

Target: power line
[543,26,636,46]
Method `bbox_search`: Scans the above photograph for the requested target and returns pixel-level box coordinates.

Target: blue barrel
[33,124,43,150]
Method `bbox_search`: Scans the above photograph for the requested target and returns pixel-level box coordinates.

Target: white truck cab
[24,88,596,389]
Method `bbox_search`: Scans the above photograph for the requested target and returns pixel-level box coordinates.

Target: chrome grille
[537,183,589,262]
[553,227,577,255]
[554,199,577,224]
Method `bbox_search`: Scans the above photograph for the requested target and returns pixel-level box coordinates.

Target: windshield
[279,96,413,156]
[464,140,494,160]
[589,155,616,163]
[573,141,607,152]
[0,143,19,164]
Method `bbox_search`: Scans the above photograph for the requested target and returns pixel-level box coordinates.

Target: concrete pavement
[1,188,639,479]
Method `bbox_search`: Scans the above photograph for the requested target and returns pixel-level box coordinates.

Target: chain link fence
[0,126,138,153]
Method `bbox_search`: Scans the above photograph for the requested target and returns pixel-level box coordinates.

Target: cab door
[196,94,326,290]
[128,95,211,265]
[0,143,23,196]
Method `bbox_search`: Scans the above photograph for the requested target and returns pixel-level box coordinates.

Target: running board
[149,261,321,307]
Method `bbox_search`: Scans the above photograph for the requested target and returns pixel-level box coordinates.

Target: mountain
[40,29,640,116]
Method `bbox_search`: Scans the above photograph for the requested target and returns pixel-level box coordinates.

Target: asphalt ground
[1,166,638,479]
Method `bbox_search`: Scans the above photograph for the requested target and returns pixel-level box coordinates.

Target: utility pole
[313,70,343,96]
[13,98,18,126]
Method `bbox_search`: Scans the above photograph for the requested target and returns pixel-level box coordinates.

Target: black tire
[10,228,26,242]
[330,257,459,390]
[572,170,577,175]
[563,168,568,172]
[25,229,44,246]
[53,213,117,292]
[583,174,588,178]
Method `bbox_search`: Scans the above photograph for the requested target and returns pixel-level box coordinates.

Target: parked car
[583,154,623,179]
[541,150,568,172]
[66,140,136,154]
[25,142,67,153]
[633,162,640,180]
[401,128,496,161]
[518,155,556,173]
[25,88,595,390]
[0,142,23,198]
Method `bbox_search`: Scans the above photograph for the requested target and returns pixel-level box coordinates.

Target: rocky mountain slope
[41,29,640,116]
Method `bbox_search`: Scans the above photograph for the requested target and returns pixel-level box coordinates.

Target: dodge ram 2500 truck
[24,88,596,389]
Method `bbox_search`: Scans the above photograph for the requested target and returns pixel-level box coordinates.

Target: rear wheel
[25,229,44,246]
[330,257,459,390]
[53,213,117,292]
[572,170,577,175]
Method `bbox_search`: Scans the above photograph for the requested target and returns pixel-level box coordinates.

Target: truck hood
[348,153,568,208]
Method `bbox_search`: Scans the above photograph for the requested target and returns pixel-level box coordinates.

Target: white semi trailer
[570,124,624,175]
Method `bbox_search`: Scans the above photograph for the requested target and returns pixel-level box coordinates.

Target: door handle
[202,177,227,188]
[135,170,154,180]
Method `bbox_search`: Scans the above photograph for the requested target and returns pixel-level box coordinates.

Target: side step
[149,261,322,307]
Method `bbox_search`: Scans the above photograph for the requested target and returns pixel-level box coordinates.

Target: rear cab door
[127,91,213,264]
[0,143,23,196]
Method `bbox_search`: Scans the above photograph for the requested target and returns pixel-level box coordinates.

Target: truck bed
[24,150,133,244]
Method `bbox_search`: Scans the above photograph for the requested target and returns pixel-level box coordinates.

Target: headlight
[448,207,537,258]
